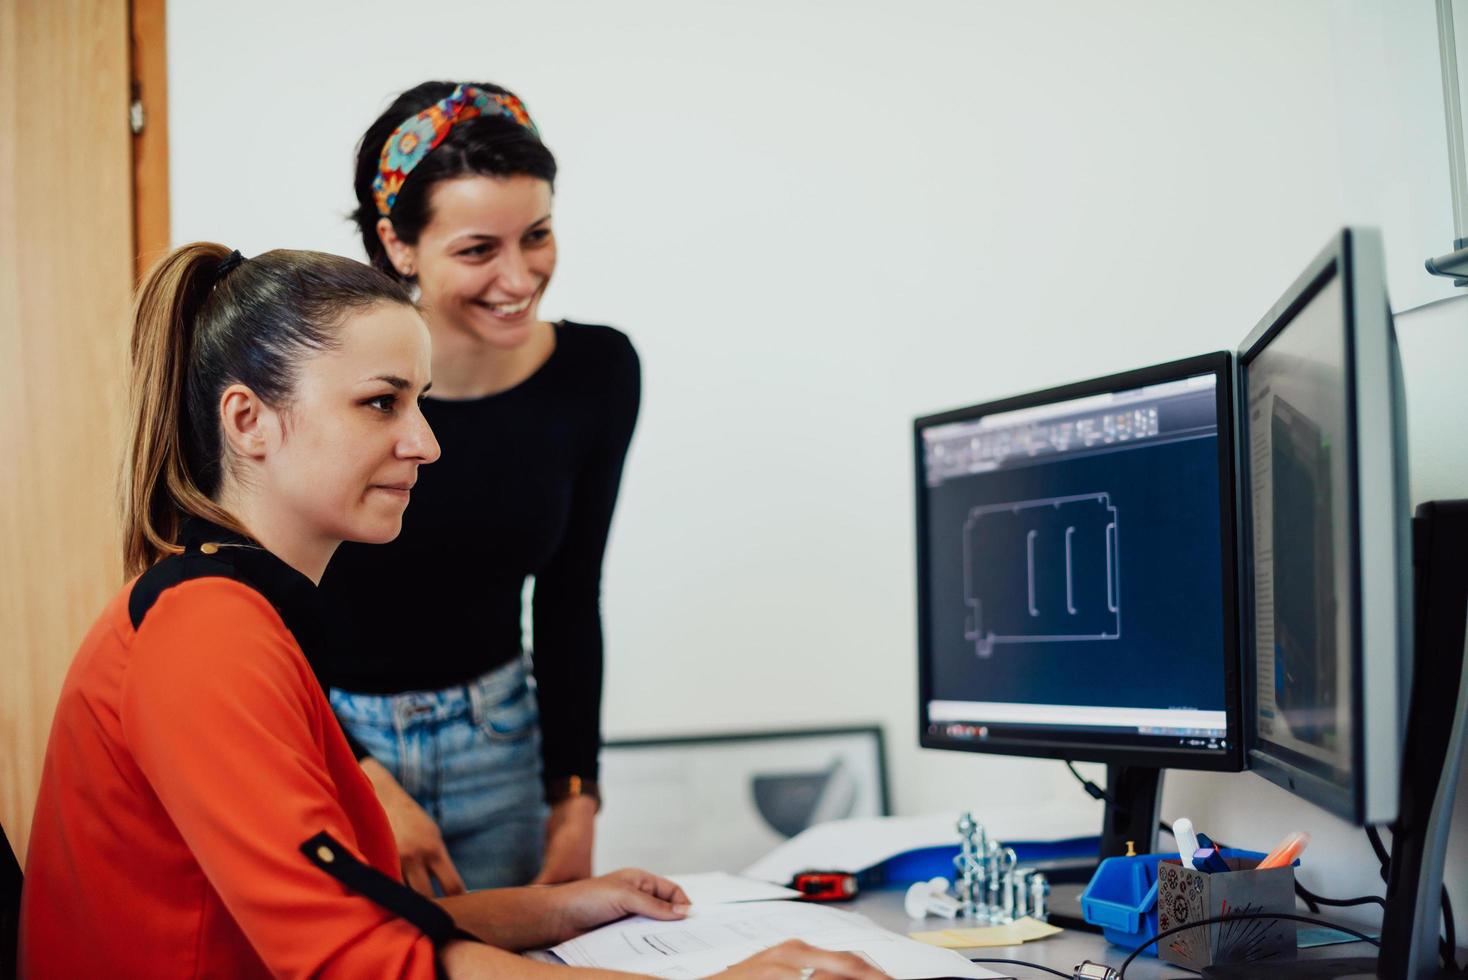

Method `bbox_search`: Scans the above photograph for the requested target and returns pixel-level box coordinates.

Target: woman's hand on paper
[438,867,685,951]
[361,756,466,897]
[551,867,691,936]
[718,940,890,980]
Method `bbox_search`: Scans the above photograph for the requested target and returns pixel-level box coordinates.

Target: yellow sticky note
[909,917,1063,948]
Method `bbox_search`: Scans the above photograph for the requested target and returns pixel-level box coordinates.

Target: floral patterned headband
[372,84,540,218]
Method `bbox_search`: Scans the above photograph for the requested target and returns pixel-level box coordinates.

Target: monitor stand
[1377,501,1468,979]
[1203,501,1468,980]
[1097,764,1163,860]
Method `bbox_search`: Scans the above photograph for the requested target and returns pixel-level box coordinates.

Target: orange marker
[1256,830,1311,869]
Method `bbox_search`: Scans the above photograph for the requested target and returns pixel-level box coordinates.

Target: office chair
[2,819,19,980]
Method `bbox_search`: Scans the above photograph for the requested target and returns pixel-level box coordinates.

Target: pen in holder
[1155,855,1296,970]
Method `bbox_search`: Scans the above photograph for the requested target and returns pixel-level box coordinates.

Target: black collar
[130,518,331,684]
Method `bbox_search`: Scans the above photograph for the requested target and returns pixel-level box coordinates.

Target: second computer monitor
[916,353,1243,771]
[1237,227,1410,826]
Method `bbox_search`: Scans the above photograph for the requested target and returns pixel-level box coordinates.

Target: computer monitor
[1237,227,1411,827]
[915,353,1245,856]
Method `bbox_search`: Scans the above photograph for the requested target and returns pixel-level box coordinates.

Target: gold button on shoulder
[199,542,219,555]
[316,845,334,863]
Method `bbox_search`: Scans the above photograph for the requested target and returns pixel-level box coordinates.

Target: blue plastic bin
[1080,848,1266,957]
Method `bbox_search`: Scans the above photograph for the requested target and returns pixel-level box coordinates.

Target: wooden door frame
[1,0,140,869]
[130,0,168,280]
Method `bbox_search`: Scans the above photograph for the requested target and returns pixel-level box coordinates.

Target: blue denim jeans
[329,657,548,890]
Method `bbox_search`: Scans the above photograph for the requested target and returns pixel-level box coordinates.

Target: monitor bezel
[914,351,1245,772]
[1235,227,1406,826]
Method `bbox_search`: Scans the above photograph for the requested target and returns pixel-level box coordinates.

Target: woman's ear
[218,383,276,462]
[377,219,417,278]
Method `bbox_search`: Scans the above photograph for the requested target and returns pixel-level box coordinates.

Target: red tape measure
[790,870,858,901]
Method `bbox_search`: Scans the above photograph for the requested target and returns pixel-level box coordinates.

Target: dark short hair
[352,81,558,278]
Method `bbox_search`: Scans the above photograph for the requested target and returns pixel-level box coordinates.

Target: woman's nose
[497,246,537,295]
[401,411,441,464]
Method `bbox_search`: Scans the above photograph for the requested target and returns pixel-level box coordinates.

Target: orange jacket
[20,571,439,978]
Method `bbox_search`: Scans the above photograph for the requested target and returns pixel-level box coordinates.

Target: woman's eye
[366,394,396,413]
[525,228,551,245]
[459,244,492,258]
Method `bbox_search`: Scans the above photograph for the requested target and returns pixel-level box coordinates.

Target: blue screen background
[924,434,1227,712]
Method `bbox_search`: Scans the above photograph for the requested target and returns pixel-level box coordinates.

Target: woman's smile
[473,290,539,322]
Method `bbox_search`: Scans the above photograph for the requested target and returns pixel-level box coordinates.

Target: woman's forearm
[438,887,570,951]
[439,940,635,979]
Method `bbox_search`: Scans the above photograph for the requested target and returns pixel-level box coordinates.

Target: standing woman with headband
[320,81,638,892]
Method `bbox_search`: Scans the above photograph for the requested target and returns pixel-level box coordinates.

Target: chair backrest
[1,821,20,980]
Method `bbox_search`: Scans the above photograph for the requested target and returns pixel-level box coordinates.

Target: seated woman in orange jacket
[19,243,883,980]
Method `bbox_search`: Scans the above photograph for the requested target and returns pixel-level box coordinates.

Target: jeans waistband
[330,657,530,728]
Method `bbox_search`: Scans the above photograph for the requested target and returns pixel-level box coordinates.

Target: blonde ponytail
[121,244,245,577]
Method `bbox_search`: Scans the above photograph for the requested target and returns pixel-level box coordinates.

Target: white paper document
[741,809,1098,885]
[668,872,801,905]
[549,901,1011,979]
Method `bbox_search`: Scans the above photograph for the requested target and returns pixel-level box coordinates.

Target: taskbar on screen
[926,719,1229,755]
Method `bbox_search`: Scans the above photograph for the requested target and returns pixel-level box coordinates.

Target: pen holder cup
[1080,849,1267,958]
[1155,856,1297,970]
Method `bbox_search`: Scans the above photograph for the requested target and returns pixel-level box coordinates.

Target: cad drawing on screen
[963,493,1121,657]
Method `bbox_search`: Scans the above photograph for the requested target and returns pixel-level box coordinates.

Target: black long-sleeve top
[318,322,640,790]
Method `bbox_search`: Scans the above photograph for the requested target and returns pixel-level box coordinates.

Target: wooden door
[0,0,164,862]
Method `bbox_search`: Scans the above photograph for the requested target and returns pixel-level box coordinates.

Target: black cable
[1115,911,1379,978]
[1294,881,1322,915]
[1065,761,1110,804]
[1363,825,1460,972]
[1364,825,1391,876]
[1063,760,1173,839]
[1442,888,1459,973]
[967,957,1070,978]
[1292,881,1384,910]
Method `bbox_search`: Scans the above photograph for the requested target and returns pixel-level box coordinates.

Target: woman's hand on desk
[717,940,889,980]
[550,867,691,936]
[360,757,466,897]
[533,794,597,883]
[441,867,689,950]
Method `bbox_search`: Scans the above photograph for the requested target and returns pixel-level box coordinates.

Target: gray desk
[850,887,1380,978]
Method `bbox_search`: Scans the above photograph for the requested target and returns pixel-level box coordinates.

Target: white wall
[171,0,1463,922]
[1329,0,1457,312]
